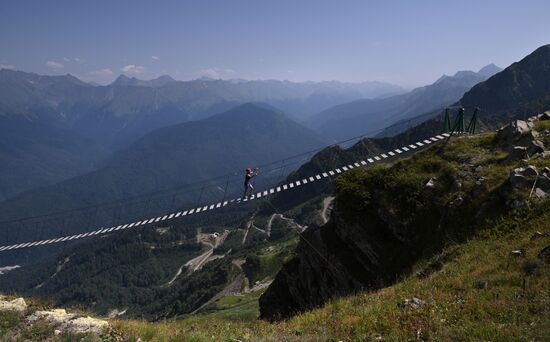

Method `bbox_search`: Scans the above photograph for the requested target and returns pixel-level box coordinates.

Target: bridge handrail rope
[0,112,444,227]
[0,131,457,252]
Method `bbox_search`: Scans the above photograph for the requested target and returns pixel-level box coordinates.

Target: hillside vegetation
[0,103,325,262]
[3,198,549,341]
[116,117,550,341]
[2,116,550,341]
[259,113,550,318]
[112,200,550,341]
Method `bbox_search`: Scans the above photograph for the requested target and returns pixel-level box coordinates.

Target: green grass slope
[111,199,550,341]
[110,127,550,341]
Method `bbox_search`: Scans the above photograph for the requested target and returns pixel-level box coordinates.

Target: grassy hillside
[2,122,550,341]
[111,198,550,341]
[3,197,548,341]
[114,123,550,340]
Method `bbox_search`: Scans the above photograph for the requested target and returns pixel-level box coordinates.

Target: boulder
[451,178,462,192]
[509,146,528,160]
[523,165,539,178]
[537,174,550,192]
[495,120,533,146]
[530,231,549,240]
[507,199,528,209]
[425,177,436,189]
[28,309,108,334]
[401,297,426,309]
[0,297,27,312]
[535,188,548,199]
[515,120,533,134]
[28,309,75,323]
[539,111,550,121]
[528,140,546,154]
[66,316,108,334]
[449,195,464,207]
[511,250,524,257]
[510,168,529,189]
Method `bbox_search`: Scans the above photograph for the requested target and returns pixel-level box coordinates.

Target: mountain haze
[309,64,501,141]
[0,103,326,242]
[0,69,402,198]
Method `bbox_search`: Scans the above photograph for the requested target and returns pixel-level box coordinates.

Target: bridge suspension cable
[0,131,454,252]
[1,111,436,228]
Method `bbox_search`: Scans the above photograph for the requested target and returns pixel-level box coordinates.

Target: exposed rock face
[259,183,462,321]
[260,114,550,321]
[259,155,507,320]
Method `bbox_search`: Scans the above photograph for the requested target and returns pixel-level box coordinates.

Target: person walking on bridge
[243,167,257,198]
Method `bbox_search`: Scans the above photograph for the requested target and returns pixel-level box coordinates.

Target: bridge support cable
[0,132,455,252]
[0,112,447,233]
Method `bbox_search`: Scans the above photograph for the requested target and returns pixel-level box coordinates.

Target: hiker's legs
[243,183,253,197]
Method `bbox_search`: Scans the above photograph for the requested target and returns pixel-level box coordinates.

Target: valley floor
[111,199,550,341]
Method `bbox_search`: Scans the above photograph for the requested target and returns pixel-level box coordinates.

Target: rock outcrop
[260,144,500,320]
[0,296,27,312]
[495,118,546,158]
[0,294,109,337]
[27,308,108,334]
[260,113,550,321]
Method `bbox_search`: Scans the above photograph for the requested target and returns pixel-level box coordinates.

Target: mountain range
[460,45,550,126]
[0,70,403,201]
[308,64,502,141]
[0,103,326,245]
[1,45,549,323]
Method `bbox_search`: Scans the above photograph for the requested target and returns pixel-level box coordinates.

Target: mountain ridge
[308,64,501,141]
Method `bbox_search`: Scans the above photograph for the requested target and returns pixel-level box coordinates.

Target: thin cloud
[121,64,145,74]
[46,60,64,69]
[90,68,114,76]
[84,68,116,85]
[0,64,16,70]
[197,67,236,79]
[63,57,82,63]
[151,56,160,60]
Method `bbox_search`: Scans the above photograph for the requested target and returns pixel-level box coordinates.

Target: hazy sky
[1,0,548,87]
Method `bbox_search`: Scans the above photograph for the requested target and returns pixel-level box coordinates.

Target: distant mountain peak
[155,74,175,82]
[452,70,479,78]
[477,63,502,77]
[112,74,132,86]
[111,74,176,87]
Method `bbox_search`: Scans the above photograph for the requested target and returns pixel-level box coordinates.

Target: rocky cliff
[259,113,550,320]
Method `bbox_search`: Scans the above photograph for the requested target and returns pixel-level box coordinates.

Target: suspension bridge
[0,107,479,253]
